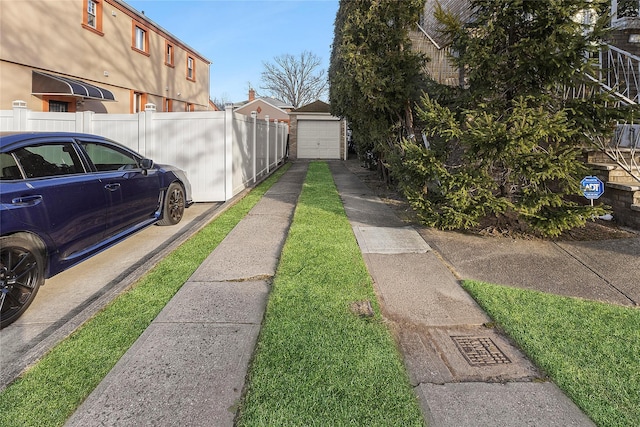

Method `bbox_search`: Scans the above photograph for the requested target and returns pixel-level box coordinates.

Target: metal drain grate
[451,336,511,366]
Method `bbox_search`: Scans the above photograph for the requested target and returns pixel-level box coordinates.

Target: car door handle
[104,183,121,191]
[12,195,43,206]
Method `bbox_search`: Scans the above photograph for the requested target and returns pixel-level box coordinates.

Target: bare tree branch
[260,51,328,108]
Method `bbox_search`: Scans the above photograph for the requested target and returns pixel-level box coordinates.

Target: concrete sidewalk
[66,162,308,426]
[65,159,639,426]
[328,161,598,427]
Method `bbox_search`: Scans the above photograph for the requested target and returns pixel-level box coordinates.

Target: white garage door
[297,119,341,159]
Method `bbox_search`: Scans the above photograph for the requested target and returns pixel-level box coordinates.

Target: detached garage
[289,100,346,160]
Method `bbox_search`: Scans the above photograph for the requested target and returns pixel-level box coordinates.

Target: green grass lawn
[236,162,425,426]
[0,165,290,427]
[462,280,640,427]
[6,157,633,427]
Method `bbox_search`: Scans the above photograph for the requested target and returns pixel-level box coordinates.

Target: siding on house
[419,0,472,48]
[0,0,211,114]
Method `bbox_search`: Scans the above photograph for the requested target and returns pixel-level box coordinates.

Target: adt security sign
[581,176,605,200]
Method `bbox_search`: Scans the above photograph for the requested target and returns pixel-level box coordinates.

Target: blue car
[0,131,192,328]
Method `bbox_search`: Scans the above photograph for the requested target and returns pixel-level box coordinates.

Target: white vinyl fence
[1,101,288,202]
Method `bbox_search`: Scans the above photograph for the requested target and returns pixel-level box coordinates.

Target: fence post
[282,122,287,161]
[343,119,347,160]
[251,111,257,184]
[224,103,234,200]
[139,103,156,156]
[274,119,279,164]
[12,100,27,130]
[265,115,270,174]
[81,111,94,134]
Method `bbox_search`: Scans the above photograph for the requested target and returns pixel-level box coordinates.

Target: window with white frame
[83,0,102,33]
[87,0,97,27]
[187,56,195,81]
[166,43,174,66]
[135,26,146,51]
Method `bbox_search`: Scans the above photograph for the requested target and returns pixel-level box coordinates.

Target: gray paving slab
[353,225,432,254]
[556,238,640,305]
[338,193,406,227]
[189,163,306,283]
[331,165,406,227]
[363,252,490,327]
[189,213,290,282]
[65,322,258,427]
[417,382,596,427]
[419,227,635,306]
[154,280,269,324]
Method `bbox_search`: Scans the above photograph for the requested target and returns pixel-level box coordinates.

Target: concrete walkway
[66,160,640,426]
[66,162,307,426]
[328,162,598,427]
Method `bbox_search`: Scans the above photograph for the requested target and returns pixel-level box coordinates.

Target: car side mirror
[140,158,154,170]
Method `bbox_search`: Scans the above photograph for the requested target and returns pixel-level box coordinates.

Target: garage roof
[293,100,331,113]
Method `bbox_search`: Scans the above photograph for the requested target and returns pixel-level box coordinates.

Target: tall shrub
[393,0,635,236]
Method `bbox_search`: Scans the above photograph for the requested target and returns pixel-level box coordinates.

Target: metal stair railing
[598,44,640,105]
[583,44,640,184]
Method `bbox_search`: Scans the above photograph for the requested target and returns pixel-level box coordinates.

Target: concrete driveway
[0,202,220,391]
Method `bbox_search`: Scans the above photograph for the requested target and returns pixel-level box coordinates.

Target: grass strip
[236,161,424,426]
[462,280,640,427]
[0,164,290,427]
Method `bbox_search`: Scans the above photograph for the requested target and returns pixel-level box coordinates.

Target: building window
[186,103,195,112]
[135,26,145,50]
[164,98,172,112]
[49,100,70,112]
[132,22,149,55]
[87,0,97,27]
[43,96,76,113]
[165,42,174,66]
[82,0,103,35]
[187,56,195,81]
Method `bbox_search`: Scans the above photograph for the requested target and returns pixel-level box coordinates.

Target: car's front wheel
[0,234,45,329]
[157,182,185,226]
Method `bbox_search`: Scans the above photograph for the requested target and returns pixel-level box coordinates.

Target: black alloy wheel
[0,234,45,329]
[158,182,185,226]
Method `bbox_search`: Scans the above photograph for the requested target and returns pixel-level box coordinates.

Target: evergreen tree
[393,0,635,237]
[329,0,425,164]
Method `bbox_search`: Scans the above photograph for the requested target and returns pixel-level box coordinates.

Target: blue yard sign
[581,176,605,200]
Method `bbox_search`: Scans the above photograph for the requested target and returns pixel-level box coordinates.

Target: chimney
[248,88,255,102]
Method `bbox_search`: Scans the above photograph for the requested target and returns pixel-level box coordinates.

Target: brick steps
[584,150,640,229]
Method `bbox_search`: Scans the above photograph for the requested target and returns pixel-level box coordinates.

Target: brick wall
[600,187,640,229]
[607,28,640,56]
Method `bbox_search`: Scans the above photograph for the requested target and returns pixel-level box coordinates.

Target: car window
[12,143,85,178]
[81,142,139,171]
[0,153,22,180]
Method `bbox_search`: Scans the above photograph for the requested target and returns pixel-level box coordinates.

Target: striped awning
[32,71,116,101]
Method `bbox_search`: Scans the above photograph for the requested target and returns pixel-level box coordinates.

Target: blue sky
[125,0,339,103]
